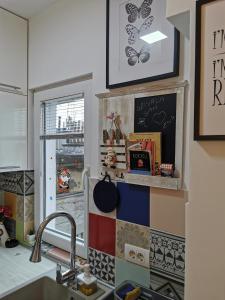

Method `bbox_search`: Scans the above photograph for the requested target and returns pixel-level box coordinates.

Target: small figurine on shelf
[103,147,117,169]
[103,112,123,145]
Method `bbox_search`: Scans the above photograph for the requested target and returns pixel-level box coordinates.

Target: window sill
[23,240,87,268]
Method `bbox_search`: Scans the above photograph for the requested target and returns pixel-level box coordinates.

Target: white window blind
[41,93,84,139]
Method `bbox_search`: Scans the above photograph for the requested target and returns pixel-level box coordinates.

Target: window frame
[34,80,92,259]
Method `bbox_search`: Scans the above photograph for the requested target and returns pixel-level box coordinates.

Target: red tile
[89,213,115,256]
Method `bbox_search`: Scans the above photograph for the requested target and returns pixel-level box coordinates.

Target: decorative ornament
[57,167,71,193]
[103,147,117,169]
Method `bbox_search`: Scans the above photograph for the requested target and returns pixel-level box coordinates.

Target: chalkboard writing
[134,93,177,164]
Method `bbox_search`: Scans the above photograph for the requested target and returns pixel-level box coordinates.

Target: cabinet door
[0,9,27,95]
[0,91,27,171]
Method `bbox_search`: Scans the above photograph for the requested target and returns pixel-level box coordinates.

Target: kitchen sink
[1,277,82,300]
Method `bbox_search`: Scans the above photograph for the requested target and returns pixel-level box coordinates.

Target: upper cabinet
[0,91,27,171]
[0,9,27,95]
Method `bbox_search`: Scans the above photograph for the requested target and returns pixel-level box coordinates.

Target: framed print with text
[195,0,225,140]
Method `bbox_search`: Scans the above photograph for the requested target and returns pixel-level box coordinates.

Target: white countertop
[0,245,113,299]
[0,245,55,298]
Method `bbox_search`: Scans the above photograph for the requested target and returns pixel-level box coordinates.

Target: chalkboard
[134,93,177,164]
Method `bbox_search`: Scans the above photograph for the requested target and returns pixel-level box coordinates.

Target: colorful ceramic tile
[16,221,24,242]
[115,257,150,288]
[89,213,116,256]
[117,182,150,226]
[4,192,17,220]
[150,229,185,281]
[0,172,18,194]
[0,190,5,205]
[88,248,115,286]
[89,178,116,219]
[24,195,34,222]
[24,220,34,237]
[150,271,184,300]
[150,188,186,237]
[116,220,150,259]
[16,195,24,222]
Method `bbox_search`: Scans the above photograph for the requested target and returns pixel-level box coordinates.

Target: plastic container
[114,281,172,300]
[77,264,97,296]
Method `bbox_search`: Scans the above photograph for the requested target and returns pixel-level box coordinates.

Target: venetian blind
[40,93,84,139]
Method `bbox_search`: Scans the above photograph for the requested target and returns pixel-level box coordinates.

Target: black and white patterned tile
[17,171,34,196]
[88,248,115,286]
[150,229,185,281]
[150,271,184,300]
[0,171,34,196]
[0,172,18,194]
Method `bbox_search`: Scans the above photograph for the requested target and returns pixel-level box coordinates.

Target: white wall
[29,0,107,176]
[29,0,225,299]
[29,0,189,179]
[29,0,106,92]
[29,0,193,294]
[166,0,191,17]
[185,1,225,299]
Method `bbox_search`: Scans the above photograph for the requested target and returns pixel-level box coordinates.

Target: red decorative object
[89,213,116,256]
[0,206,12,218]
[57,167,71,193]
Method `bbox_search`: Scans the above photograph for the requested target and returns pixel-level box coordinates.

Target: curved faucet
[30,212,77,286]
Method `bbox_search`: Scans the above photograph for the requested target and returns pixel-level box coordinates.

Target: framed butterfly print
[106,0,180,89]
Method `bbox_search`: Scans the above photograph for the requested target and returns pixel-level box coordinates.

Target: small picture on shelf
[160,164,174,177]
[129,150,151,175]
[127,132,161,175]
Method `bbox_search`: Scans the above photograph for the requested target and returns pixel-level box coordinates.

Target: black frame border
[194,0,225,141]
[106,0,180,90]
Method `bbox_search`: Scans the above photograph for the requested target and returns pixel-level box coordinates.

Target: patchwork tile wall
[88,179,151,287]
[0,171,35,243]
[88,178,185,300]
[0,171,185,298]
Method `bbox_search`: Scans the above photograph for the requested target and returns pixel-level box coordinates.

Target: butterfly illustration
[125,16,154,45]
[125,46,150,66]
[126,0,153,23]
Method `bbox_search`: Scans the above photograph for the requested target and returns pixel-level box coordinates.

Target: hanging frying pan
[93,174,119,213]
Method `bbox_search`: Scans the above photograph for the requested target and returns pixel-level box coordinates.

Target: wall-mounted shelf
[124,173,181,190]
[97,81,188,191]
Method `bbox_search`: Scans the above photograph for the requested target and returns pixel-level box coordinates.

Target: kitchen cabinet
[0,8,27,95]
[0,91,27,171]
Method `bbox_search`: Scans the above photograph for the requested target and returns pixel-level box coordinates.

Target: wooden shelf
[124,173,182,190]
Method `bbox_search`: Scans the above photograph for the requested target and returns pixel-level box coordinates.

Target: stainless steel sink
[2,277,82,300]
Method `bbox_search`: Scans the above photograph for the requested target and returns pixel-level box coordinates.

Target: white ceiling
[0,0,59,18]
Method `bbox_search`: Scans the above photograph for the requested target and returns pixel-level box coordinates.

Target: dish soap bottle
[77,264,97,296]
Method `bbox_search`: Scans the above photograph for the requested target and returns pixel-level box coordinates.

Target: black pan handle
[102,174,111,183]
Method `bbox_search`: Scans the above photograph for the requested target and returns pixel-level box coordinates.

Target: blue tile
[115,257,150,288]
[117,183,150,226]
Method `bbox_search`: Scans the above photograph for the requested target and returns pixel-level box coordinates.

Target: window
[34,81,91,258]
